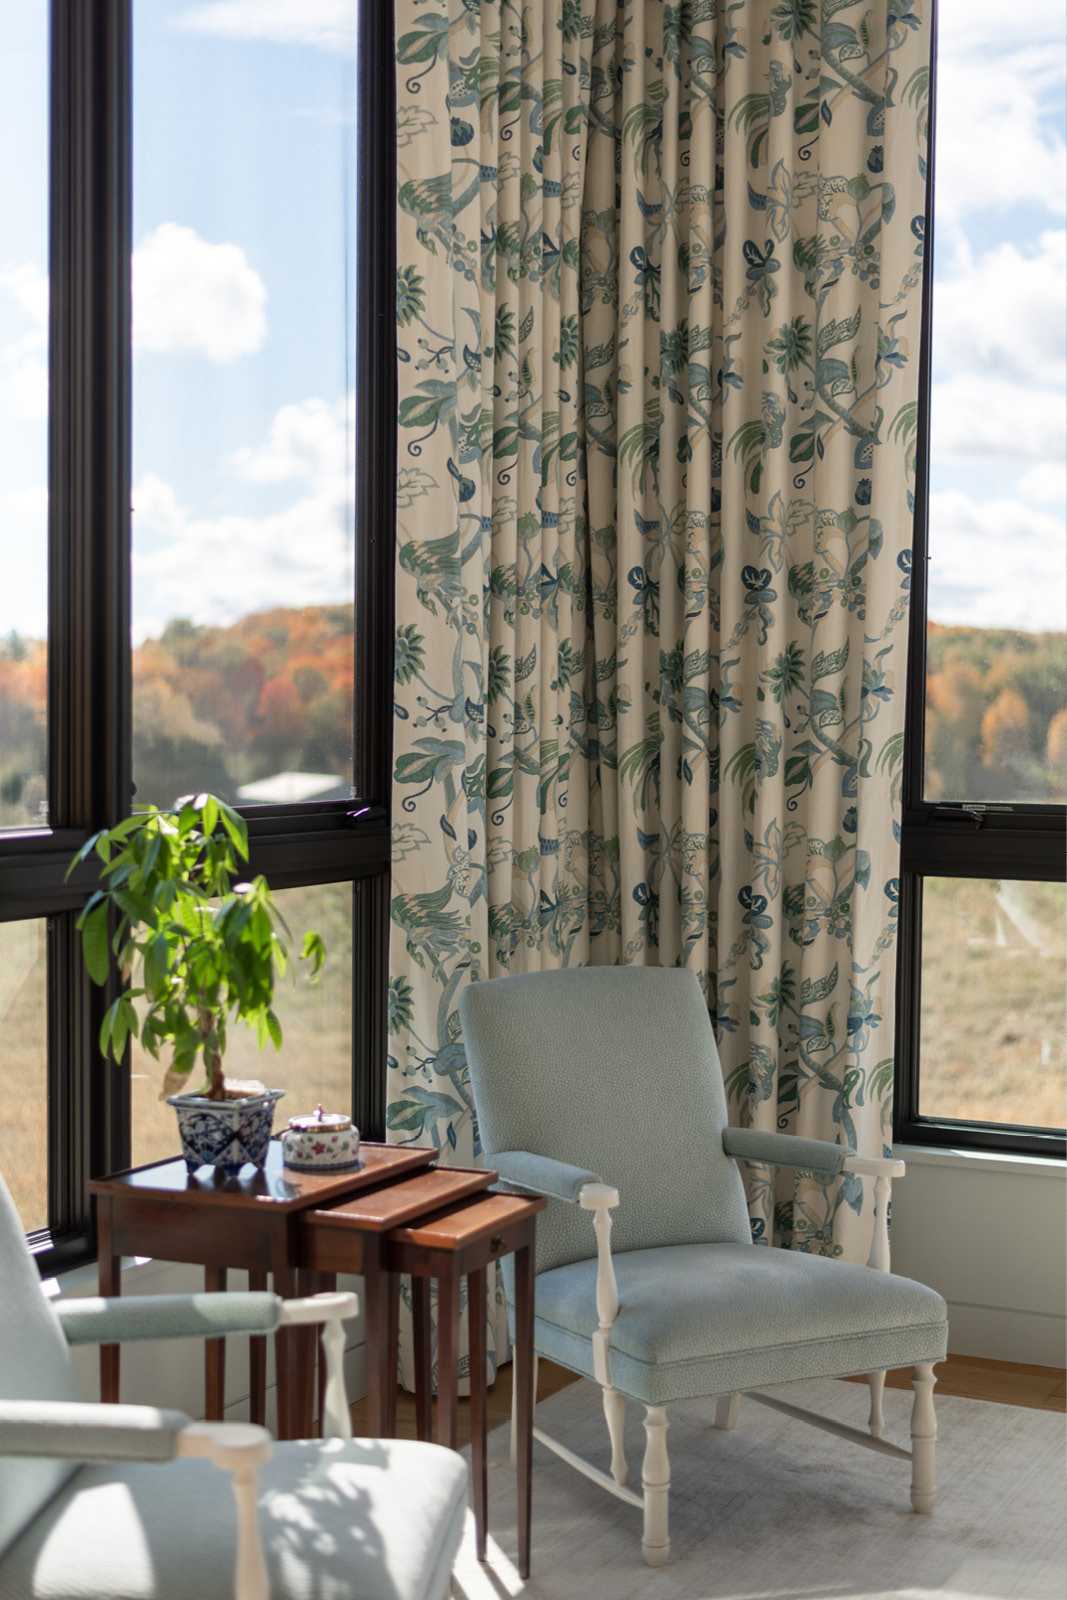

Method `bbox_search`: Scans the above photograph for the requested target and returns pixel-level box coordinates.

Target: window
[895,0,1066,1157]
[0,0,396,1262]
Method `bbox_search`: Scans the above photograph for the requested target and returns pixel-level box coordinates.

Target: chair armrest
[722,1127,851,1176]
[841,1152,906,1178]
[0,1398,190,1463]
[54,1291,282,1346]
[492,1150,604,1203]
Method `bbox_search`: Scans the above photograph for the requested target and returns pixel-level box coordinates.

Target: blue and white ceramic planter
[167,1087,285,1176]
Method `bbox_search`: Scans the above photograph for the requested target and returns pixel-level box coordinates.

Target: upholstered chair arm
[54,1291,282,1345]
[0,1404,275,1600]
[0,1398,191,1463]
[721,1127,851,1175]
[54,1289,357,1440]
[722,1128,906,1275]
[492,1149,605,1202]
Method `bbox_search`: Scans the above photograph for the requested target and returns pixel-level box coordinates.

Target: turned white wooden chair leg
[910,1361,937,1513]
[603,1384,628,1485]
[714,1393,740,1431]
[867,1370,886,1438]
[511,1351,538,1468]
[641,1405,670,1567]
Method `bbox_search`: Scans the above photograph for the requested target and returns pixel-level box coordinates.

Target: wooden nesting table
[89,1143,545,1575]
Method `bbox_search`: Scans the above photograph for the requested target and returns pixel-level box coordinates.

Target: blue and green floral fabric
[390,0,930,1381]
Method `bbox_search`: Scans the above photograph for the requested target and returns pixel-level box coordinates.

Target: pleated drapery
[389,0,930,1381]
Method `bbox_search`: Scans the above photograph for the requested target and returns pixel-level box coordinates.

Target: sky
[0,0,1063,644]
[927,0,1066,632]
[0,0,358,645]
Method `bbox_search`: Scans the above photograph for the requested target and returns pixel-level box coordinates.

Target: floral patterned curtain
[389,0,930,1378]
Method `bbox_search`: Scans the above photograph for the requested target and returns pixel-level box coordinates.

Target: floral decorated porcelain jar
[279,1107,361,1173]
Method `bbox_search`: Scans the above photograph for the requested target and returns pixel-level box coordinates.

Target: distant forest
[0,605,354,825]
[0,611,1063,827]
[925,624,1065,803]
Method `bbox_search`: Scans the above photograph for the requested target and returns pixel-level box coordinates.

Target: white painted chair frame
[510,1156,938,1567]
[181,1289,359,1600]
[15,1291,357,1600]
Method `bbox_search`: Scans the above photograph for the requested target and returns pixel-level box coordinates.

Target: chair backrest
[0,1172,82,1560]
[459,967,752,1276]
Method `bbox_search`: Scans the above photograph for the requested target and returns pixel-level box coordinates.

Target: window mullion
[45,0,133,1255]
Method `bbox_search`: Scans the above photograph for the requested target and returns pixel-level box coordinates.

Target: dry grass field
[920,877,1065,1130]
[1,879,1063,1233]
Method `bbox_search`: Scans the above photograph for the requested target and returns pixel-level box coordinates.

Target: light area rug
[451,1377,1065,1600]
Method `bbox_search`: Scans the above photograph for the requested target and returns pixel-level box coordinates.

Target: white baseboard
[946,1302,1066,1369]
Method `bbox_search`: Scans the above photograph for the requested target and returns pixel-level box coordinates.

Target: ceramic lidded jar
[279,1107,361,1172]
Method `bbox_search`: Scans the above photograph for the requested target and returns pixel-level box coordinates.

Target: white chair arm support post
[840,1152,906,1438]
[275,1290,357,1439]
[579,1183,627,1487]
[177,1422,273,1600]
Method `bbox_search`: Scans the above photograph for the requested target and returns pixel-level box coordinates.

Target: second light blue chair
[0,1170,467,1600]
[459,965,948,1566]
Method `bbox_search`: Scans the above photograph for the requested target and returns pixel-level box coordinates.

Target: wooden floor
[351,1353,1065,1446]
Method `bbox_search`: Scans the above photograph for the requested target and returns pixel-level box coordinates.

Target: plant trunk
[199,1010,228,1100]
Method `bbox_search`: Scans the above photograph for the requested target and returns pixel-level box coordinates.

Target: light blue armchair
[0,1171,467,1600]
[459,966,948,1567]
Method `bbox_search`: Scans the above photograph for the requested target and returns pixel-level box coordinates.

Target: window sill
[893,1143,1066,1179]
[41,1254,195,1300]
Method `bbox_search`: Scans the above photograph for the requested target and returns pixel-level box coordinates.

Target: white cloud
[6,484,48,526]
[928,489,1066,632]
[0,263,48,327]
[233,397,350,488]
[930,373,1066,467]
[933,230,1066,391]
[1018,461,1067,503]
[933,5,1066,227]
[0,262,49,420]
[131,397,353,642]
[132,224,267,362]
[177,0,356,52]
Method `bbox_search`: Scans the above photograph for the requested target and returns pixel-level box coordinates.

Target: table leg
[362,1249,395,1439]
[204,1266,227,1420]
[314,1271,337,1437]
[97,1200,120,1404]
[384,1269,399,1438]
[468,1266,488,1561]
[248,1270,268,1427]
[514,1233,537,1580]
[293,1269,319,1439]
[412,1275,433,1441]
[273,1264,298,1440]
[436,1268,461,1451]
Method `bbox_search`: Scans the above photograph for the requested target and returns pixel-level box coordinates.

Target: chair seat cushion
[530,1243,948,1405]
[0,1436,468,1600]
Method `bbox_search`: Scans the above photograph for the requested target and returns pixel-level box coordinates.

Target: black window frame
[3,0,397,1274]
[893,0,1066,1161]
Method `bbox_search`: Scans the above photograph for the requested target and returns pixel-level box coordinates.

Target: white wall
[45,1254,367,1425]
[891,1145,1066,1367]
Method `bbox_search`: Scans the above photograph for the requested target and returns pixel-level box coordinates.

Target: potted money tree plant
[68,793,326,1175]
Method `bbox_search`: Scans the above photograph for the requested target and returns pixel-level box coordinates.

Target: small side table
[88,1142,437,1437]
[384,1190,545,1579]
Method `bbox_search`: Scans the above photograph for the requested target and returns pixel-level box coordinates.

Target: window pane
[924,2,1066,804]
[919,878,1066,1131]
[130,2,356,812]
[0,6,48,829]
[130,882,353,1168]
[0,919,48,1230]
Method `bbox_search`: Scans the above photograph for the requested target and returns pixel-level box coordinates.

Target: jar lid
[287,1106,352,1133]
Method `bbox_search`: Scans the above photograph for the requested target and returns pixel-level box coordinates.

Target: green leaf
[81,903,110,986]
